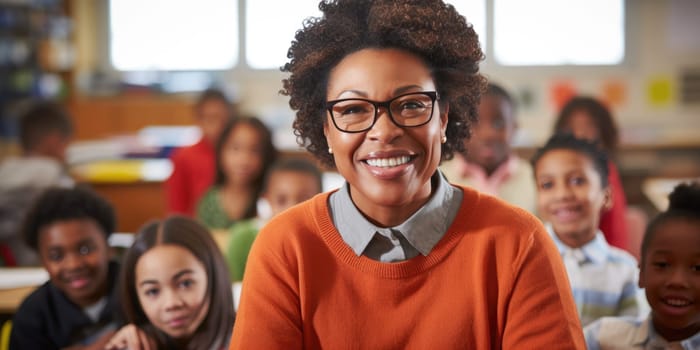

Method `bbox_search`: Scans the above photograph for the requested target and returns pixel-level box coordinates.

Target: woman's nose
[366,108,403,143]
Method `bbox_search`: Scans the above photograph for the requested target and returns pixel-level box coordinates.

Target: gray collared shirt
[329,172,463,262]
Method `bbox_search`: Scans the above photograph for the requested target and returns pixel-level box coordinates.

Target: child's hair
[214,117,278,216]
[263,158,324,194]
[18,100,74,152]
[194,87,234,114]
[119,216,235,350]
[530,133,609,188]
[485,82,516,111]
[22,186,115,251]
[641,182,700,263]
[553,96,619,153]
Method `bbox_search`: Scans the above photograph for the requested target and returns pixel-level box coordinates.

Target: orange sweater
[231,186,585,349]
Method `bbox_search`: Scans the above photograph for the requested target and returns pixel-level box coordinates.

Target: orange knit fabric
[230,186,585,349]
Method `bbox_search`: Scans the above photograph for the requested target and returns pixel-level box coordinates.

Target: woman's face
[221,123,265,187]
[135,244,210,341]
[324,48,447,226]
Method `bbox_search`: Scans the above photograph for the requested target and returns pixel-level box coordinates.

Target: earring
[441,135,447,143]
[328,147,333,154]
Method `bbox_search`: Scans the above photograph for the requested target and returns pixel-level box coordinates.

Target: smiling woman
[230,0,586,349]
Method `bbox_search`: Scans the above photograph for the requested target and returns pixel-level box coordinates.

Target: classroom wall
[71,0,700,150]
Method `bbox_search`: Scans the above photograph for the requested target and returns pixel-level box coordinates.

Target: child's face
[197,99,230,144]
[562,110,600,144]
[265,170,321,216]
[221,123,265,186]
[535,149,609,247]
[639,218,700,341]
[135,244,210,341]
[464,94,516,173]
[38,219,110,307]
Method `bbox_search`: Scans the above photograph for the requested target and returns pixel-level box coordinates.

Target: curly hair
[553,96,619,153]
[23,186,115,251]
[641,182,700,265]
[281,0,486,168]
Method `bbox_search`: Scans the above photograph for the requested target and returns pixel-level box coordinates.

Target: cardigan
[230,186,585,349]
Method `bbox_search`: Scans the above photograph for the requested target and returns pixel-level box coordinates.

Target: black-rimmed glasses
[325,91,439,133]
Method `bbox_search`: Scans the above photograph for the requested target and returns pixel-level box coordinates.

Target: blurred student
[0,101,74,266]
[196,117,277,230]
[10,187,120,349]
[441,83,536,213]
[165,88,235,216]
[105,216,235,350]
[227,158,323,282]
[532,133,645,327]
[553,96,629,251]
[585,182,700,349]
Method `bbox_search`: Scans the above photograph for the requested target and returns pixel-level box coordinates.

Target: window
[493,0,624,65]
[109,0,239,71]
[244,0,321,70]
[448,0,487,52]
[245,1,486,70]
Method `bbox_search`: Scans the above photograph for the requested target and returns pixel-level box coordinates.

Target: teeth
[666,298,691,307]
[366,156,410,168]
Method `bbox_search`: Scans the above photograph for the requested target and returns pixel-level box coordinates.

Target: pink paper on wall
[549,80,577,111]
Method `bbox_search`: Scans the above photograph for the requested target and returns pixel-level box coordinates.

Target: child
[441,83,536,213]
[105,216,235,350]
[227,158,323,281]
[10,187,120,349]
[585,182,700,349]
[553,96,629,252]
[532,133,645,327]
[0,100,75,266]
[196,117,277,229]
[166,88,235,215]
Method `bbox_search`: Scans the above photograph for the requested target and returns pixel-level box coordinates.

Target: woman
[231,0,584,348]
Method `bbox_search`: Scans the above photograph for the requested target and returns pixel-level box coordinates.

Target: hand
[104,324,156,350]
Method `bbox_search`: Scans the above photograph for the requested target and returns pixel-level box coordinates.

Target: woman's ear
[440,102,449,136]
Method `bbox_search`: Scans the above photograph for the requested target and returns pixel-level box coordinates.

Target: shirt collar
[641,317,700,348]
[546,223,610,265]
[332,171,460,256]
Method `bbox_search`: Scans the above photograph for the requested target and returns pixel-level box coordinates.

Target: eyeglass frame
[325,91,440,133]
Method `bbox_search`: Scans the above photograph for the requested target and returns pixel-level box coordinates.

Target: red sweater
[165,139,216,215]
[231,187,585,349]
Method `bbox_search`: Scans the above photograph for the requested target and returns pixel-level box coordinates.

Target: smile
[365,156,411,168]
[664,298,692,307]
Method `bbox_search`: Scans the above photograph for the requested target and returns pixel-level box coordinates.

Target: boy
[441,83,536,213]
[585,182,700,349]
[165,88,235,215]
[227,158,323,281]
[10,187,120,349]
[531,133,645,326]
[0,101,75,266]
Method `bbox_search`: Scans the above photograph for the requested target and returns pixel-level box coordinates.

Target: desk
[0,268,48,314]
[0,286,37,314]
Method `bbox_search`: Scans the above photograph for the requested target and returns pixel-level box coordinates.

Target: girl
[196,117,277,229]
[105,216,235,350]
[585,182,700,349]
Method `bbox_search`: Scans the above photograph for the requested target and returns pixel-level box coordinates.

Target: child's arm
[61,330,115,350]
[104,324,156,350]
